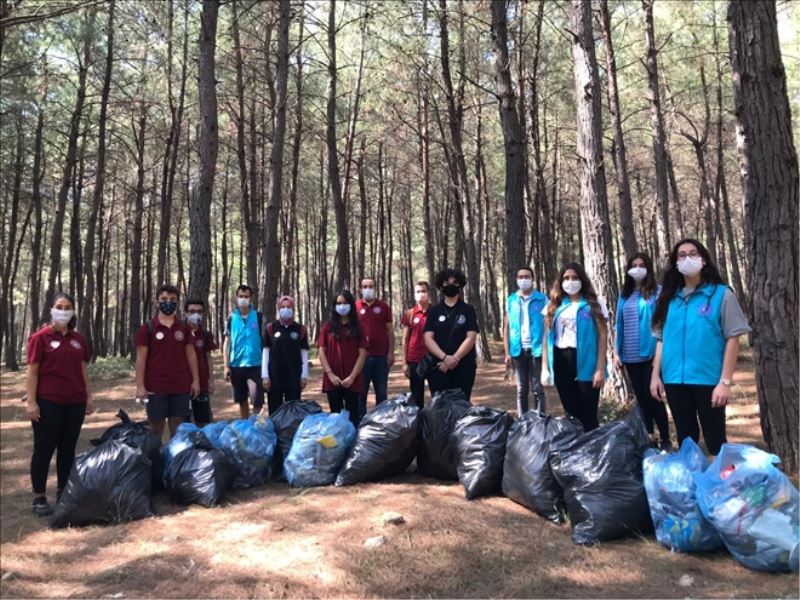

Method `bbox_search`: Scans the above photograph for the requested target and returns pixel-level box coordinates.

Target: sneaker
[32,499,54,517]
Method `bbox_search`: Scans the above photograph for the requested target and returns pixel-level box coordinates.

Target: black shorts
[147,392,192,421]
[191,393,213,424]
[230,366,264,408]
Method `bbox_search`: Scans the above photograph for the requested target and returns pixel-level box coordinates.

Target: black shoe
[659,439,673,452]
[32,499,54,517]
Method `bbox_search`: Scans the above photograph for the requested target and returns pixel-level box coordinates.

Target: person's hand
[613,354,622,370]
[300,378,307,390]
[328,373,342,387]
[592,369,605,389]
[402,363,410,378]
[135,385,148,400]
[27,400,40,422]
[650,375,665,402]
[712,382,731,408]
[190,380,200,398]
[223,367,231,382]
[208,380,215,395]
[262,378,271,392]
[504,354,512,366]
[443,355,459,370]
[387,354,395,367]
[341,375,355,388]
[86,397,95,415]
[437,360,450,373]
[540,368,551,387]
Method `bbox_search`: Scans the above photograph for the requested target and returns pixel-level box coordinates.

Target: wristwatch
[719,377,732,386]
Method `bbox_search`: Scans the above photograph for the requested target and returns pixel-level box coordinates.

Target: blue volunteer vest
[661,283,726,386]
[229,309,262,367]
[615,286,660,361]
[507,289,547,357]
[547,296,605,382]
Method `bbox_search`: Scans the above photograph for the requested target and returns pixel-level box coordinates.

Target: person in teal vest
[503,266,548,415]
[223,284,265,419]
[540,262,609,431]
[650,239,750,456]
[613,252,670,449]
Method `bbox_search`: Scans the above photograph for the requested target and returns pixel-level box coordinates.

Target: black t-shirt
[264,320,309,386]
[423,299,479,363]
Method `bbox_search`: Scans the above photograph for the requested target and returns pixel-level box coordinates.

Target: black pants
[625,360,669,441]
[267,387,301,416]
[428,361,477,402]
[230,366,265,409]
[326,389,360,429]
[406,361,430,408]
[553,347,599,431]
[511,350,546,415]
[665,384,726,455]
[30,398,86,495]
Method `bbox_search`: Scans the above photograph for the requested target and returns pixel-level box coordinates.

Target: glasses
[186,309,204,315]
[677,251,701,259]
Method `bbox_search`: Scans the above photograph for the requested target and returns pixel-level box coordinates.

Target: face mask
[51,308,74,324]
[414,292,428,303]
[677,256,704,278]
[159,300,177,315]
[441,284,460,298]
[627,267,647,282]
[237,297,250,309]
[335,304,351,316]
[362,288,375,301]
[517,278,533,291]
[187,313,203,326]
[562,280,582,296]
[279,307,293,321]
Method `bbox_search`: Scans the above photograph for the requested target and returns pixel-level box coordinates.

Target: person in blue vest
[223,284,264,419]
[650,239,750,456]
[613,252,670,449]
[540,262,609,431]
[503,266,548,415]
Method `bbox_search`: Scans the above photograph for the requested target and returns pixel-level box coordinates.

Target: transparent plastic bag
[284,410,356,487]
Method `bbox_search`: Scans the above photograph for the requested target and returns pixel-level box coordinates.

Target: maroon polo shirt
[27,325,90,405]
[355,299,392,356]
[189,326,217,393]
[317,321,368,393]
[401,305,430,364]
[135,317,193,394]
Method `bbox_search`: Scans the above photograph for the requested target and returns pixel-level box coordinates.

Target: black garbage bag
[550,413,653,545]
[417,389,471,480]
[335,394,421,486]
[163,431,237,507]
[270,400,323,479]
[91,409,163,489]
[502,412,584,523]
[50,440,153,528]
[453,406,514,499]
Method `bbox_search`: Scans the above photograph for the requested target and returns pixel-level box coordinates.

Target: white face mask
[51,308,74,324]
[279,307,293,321]
[361,288,375,301]
[335,304,351,316]
[627,267,647,282]
[677,256,704,278]
[562,280,582,296]
[237,297,250,309]
[414,292,428,304]
[187,313,203,326]
[517,278,533,292]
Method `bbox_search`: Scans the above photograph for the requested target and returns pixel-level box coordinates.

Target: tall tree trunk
[128,108,147,357]
[1,115,23,368]
[729,0,799,473]
[29,103,45,333]
[419,0,435,286]
[188,0,219,301]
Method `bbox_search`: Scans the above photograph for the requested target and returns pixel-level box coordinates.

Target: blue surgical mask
[279,307,293,321]
[159,301,177,315]
[335,304,351,316]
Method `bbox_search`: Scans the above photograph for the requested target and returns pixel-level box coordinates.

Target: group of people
[23,237,750,517]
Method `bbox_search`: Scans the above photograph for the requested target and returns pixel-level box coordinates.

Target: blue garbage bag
[643,437,723,552]
[219,415,277,488]
[202,421,229,448]
[163,422,200,475]
[695,443,799,572]
[284,410,356,487]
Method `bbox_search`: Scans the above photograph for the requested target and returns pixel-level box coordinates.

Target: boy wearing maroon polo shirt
[185,299,217,426]
[355,277,395,420]
[135,284,200,440]
[401,281,432,408]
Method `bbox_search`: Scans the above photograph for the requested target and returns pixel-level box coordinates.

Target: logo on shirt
[698,304,712,316]
[457,315,466,325]
[196,339,205,349]
[579,308,592,321]
[155,331,165,340]
[174,330,185,341]
[49,340,61,349]
[274,331,282,338]
[438,315,446,322]
[69,339,82,349]
[290,331,300,340]
[360,308,367,315]
[373,306,381,314]
[250,321,259,329]
[413,317,420,325]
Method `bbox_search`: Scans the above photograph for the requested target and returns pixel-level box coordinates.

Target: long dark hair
[545,262,605,328]
[652,239,725,330]
[621,252,658,300]
[52,292,78,330]
[329,289,361,340]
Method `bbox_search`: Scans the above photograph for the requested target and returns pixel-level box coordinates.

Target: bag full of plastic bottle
[219,414,277,488]
[284,410,356,487]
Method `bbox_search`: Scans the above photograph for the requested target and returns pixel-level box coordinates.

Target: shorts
[147,392,192,421]
[230,366,264,408]
[191,393,213,424]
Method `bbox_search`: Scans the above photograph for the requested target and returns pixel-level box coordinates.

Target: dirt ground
[1,344,797,599]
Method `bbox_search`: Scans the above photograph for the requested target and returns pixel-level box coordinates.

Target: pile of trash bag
[163,422,201,474]
[417,389,471,480]
[550,413,653,545]
[50,439,153,528]
[695,444,799,572]
[502,412,583,523]
[271,400,323,478]
[162,430,237,507]
[202,420,229,448]
[284,410,356,487]
[219,415,277,488]
[643,437,722,552]
[452,406,513,499]
[90,409,162,488]
[336,394,421,486]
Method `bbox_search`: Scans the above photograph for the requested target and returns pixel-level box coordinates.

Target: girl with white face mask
[650,239,751,456]
[613,253,670,449]
[540,263,609,432]
[261,295,310,415]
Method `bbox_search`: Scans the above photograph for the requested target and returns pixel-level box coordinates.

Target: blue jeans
[358,355,389,421]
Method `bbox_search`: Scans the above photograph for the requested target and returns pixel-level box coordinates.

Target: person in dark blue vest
[650,239,750,456]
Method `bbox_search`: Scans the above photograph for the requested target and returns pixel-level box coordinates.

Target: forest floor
[0,343,797,599]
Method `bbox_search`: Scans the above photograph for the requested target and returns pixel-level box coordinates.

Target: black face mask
[159,300,177,315]
[441,284,460,298]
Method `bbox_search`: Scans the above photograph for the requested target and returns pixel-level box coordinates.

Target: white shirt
[543,298,608,349]
[520,294,533,349]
